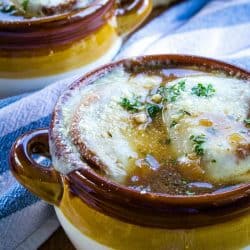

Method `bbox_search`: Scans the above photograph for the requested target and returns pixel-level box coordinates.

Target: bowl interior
[50,54,250,227]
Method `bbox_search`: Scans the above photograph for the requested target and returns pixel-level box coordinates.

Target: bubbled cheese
[56,67,250,185]
[58,68,162,181]
[163,75,250,183]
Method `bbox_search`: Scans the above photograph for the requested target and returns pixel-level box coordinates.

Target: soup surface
[56,65,250,195]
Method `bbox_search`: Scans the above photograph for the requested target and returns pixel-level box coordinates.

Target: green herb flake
[178,109,192,117]
[190,134,206,156]
[211,159,216,163]
[170,120,178,128]
[181,110,191,116]
[191,83,215,97]
[146,103,162,119]
[244,118,250,127]
[22,0,29,11]
[157,80,186,103]
[119,95,143,113]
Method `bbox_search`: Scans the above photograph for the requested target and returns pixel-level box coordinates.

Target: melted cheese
[56,67,250,185]
[58,68,162,181]
[163,76,250,183]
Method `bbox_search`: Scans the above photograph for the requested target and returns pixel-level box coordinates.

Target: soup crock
[0,0,152,96]
[10,55,250,250]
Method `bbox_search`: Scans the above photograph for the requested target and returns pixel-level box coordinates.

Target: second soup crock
[0,0,152,96]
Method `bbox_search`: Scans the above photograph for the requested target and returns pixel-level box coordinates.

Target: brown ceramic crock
[0,0,152,96]
[10,55,250,250]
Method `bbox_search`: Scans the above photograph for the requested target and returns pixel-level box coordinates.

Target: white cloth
[0,0,249,249]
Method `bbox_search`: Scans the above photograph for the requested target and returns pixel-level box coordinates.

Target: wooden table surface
[38,4,177,249]
[39,227,75,250]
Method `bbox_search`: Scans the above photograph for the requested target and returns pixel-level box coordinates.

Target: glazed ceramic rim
[50,54,250,228]
[51,54,250,204]
[0,0,109,27]
[0,0,114,51]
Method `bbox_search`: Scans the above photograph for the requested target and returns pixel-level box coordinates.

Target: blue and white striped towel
[0,0,249,249]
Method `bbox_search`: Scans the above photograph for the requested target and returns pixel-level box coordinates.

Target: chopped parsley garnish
[191,83,215,97]
[22,0,29,11]
[190,134,206,156]
[120,80,187,122]
[180,110,191,116]
[119,94,162,120]
[146,103,162,119]
[244,118,250,127]
[157,80,186,102]
[119,95,143,112]
[170,120,178,128]
[211,159,216,163]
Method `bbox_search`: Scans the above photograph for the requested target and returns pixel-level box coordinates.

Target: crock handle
[9,129,63,206]
[116,0,152,36]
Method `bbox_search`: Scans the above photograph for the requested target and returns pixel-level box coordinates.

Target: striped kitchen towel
[0,0,249,249]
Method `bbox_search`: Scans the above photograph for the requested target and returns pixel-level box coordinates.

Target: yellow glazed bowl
[0,0,152,96]
[10,55,250,250]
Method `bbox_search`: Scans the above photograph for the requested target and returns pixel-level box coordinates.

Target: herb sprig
[191,83,215,97]
[146,103,162,119]
[119,95,162,119]
[119,80,186,121]
[190,134,206,156]
[158,80,186,102]
[119,95,143,113]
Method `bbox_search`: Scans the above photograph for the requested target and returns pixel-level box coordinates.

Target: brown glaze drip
[0,0,114,54]
[50,55,250,228]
